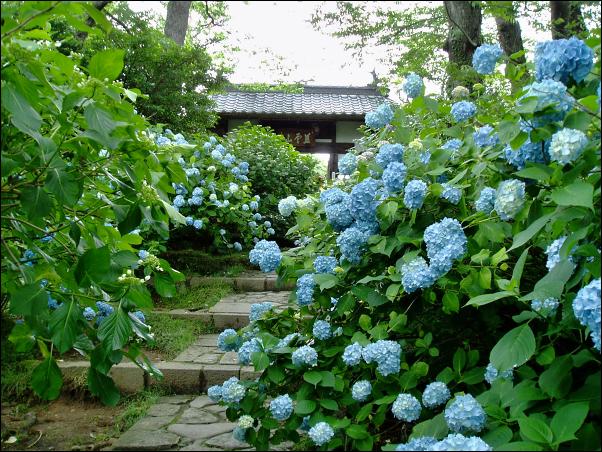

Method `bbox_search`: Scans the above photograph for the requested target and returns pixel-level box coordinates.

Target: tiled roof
[210,86,387,117]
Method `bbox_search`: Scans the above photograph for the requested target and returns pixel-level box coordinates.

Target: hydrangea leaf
[490,324,536,371]
[31,356,63,400]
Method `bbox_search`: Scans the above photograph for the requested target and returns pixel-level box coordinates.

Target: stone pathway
[187,270,294,292]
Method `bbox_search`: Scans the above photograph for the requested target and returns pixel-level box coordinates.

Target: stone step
[153,291,291,329]
[110,394,293,451]
[186,271,294,292]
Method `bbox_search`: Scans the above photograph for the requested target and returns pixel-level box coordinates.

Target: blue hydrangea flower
[572,278,601,351]
[83,307,96,321]
[314,255,338,274]
[133,311,145,323]
[391,393,422,422]
[395,437,438,451]
[442,139,463,154]
[342,343,363,366]
[264,221,272,228]
[545,236,577,271]
[351,380,372,402]
[444,394,487,433]
[336,226,370,264]
[535,37,594,84]
[185,216,194,226]
[238,338,262,365]
[431,433,492,451]
[401,257,436,293]
[376,143,404,168]
[403,73,424,98]
[422,382,451,408]
[185,168,200,178]
[313,320,332,340]
[472,44,503,75]
[350,178,379,222]
[484,363,514,385]
[494,179,525,221]
[320,187,347,206]
[451,101,477,122]
[383,161,407,193]
[232,426,247,443]
[267,228,275,235]
[300,416,311,431]
[233,242,243,252]
[218,328,242,352]
[248,221,257,228]
[473,125,499,148]
[296,274,315,306]
[193,219,203,230]
[270,394,293,421]
[96,301,113,316]
[504,139,549,170]
[173,195,186,207]
[276,333,300,349]
[278,196,297,217]
[250,200,259,211]
[221,376,246,403]
[362,340,401,376]
[531,298,560,317]
[207,385,223,402]
[249,240,281,272]
[420,151,431,164]
[325,193,354,231]
[475,187,497,214]
[441,183,462,204]
[520,79,574,125]
[308,422,335,446]
[403,180,427,210]
[249,302,273,322]
[365,103,394,129]
[292,345,318,367]
[424,217,467,276]
[549,128,588,165]
[338,153,358,175]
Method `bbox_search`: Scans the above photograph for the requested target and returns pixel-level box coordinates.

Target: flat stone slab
[167,422,234,440]
[129,415,174,431]
[178,407,220,424]
[209,291,291,329]
[147,403,182,417]
[111,430,180,450]
[188,271,294,292]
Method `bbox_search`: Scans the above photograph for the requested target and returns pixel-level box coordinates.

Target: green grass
[113,387,170,432]
[145,313,216,360]
[1,359,38,403]
[211,263,248,277]
[159,280,233,311]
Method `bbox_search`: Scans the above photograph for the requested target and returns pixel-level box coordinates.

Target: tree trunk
[550,1,586,39]
[494,2,528,91]
[442,1,482,94]
[164,1,192,46]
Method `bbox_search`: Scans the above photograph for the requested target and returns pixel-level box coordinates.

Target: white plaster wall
[336,121,363,143]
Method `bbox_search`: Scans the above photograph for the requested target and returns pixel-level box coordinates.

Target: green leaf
[49,299,80,354]
[465,290,516,307]
[356,403,373,422]
[1,82,41,136]
[518,417,553,445]
[154,272,177,298]
[74,246,111,286]
[509,213,554,251]
[352,286,388,307]
[87,367,120,406]
[118,204,142,235]
[479,267,492,289]
[83,103,121,148]
[563,111,591,131]
[496,441,543,451]
[511,247,530,288]
[45,168,82,206]
[97,307,133,351]
[267,366,285,383]
[410,413,448,440]
[550,402,589,445]
[9,283,47,317]
[20,186,51,224]
[359,314,372,331]
[520,260,574,301]
[313,273,338,290]
[346,424,369,439]
[8,323,36,353]
[319,371,335,388]
[498,120,521,143]
[385,283,401,300]
[514,165,554,182]
[295,400,316,415]
[442,292,459,314]
[551,181,593,210]
[88,49,125,82]
[490,324,536,371]
[482,425,513,447]
[320,399,338,411]
[453,348,466,373]
[539,355,573,399]
[303,371,322,386]
[251,352,270,371]
[536,346,555,366]
[31,356,63,400]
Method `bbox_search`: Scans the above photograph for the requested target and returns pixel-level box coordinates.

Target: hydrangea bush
[208,32,601,451]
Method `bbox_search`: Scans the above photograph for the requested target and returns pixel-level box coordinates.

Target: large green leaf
[87,367,120,406]
[88,49,125,82]
[74,246,111,286]
[45,167,82,206]
[1,82,41,136]
[352,285,388,307]
[83,103,122,148]
[490,324,536,371]
[31,356,63,400]
[518,417,553,444]
[49,299,81,353]
[539,355,573,399]
[551,181,593,210]
[520,260,574,301]
[295,400,317,415]
[20,186,52,224]
[465,290,516,307]
[97,307,133,351]
[154,272,176,298]
[9,283,48,317]
[509,213,554,251]
[550,402,589,445]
